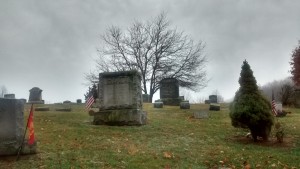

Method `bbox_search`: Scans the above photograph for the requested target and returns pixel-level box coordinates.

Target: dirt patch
[228,135,295,149]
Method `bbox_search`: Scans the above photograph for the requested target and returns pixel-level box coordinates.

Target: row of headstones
[153,99,191,109]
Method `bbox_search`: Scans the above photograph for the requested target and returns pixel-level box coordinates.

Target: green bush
[230,60,274,141]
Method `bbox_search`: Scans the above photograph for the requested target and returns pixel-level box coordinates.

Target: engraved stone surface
[159,78,181,106]
[160,78,179,99]
[0,98,24,155]
[95,70,146,125]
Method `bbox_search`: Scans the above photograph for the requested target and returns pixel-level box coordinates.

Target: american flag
[85,95,94,110]
[271,90,277,116]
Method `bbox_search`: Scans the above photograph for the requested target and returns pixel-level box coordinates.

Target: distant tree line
[259,78,294,106]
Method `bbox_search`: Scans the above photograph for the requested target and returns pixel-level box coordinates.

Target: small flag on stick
[28,104,35,145]
[271,90,277,116]
[85,95,94,110]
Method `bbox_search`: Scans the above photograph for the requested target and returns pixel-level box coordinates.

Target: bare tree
[86,13,207,102]
[260,77,294,105]
[0,85,8,98]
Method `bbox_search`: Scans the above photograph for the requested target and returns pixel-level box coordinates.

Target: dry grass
[0,103,299,169]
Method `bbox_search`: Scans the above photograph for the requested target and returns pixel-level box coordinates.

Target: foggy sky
[1,0,300,103]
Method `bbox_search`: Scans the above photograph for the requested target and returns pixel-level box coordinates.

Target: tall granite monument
[160,78,181,106]
[93,70,147,125]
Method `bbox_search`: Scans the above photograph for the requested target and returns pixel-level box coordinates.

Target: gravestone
[154,102,163,108]
[180,100,190,109]
[142,94,150,103]
[194,111,209,119]
[209,103,220,111]
[28,87,43,104]
[76,99,82,104]
[93,70,147,125]
[204,100,210,104]
[160,78,181,106]
[209,95,218,103]
[0,98,36,155]
[275,103,283,113]
[4,94,15,99]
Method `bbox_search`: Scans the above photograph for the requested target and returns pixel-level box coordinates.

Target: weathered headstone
[275,103,283,112]
[28,87,43,104]
[160,78,181,106]
[180,100,190,109]
[0,98,36,155]
[154,102,163,108]
[142,94,150,103]
[4,94,15,99]
[194,111,209,119]
[209,95,218,103]
[93,70,147,125]
[204,100,210,104]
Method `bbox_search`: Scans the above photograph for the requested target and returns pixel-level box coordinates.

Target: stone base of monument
[93,109,147,125]
[180,101,190,109]
[154,102,163,108]
[161,98,182,106]
[209,103,220,111]
[0,140,37,156]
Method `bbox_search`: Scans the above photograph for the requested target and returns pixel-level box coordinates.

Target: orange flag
[28,104,35,145]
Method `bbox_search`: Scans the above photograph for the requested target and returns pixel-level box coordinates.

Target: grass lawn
[1,103,299,169]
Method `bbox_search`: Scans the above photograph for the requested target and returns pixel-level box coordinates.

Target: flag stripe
[28,104,35,145]
[85,96,94,110]
[272,100,277,116]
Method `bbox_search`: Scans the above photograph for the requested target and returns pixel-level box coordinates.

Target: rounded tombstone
[28,87,43,104]
[63,100,71,104]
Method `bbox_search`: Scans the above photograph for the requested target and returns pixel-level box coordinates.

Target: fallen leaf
[163,152,173,159]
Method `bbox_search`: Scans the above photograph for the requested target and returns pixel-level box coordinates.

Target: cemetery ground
[1,104,300,169]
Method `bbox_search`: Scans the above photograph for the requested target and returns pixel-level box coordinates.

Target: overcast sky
[1,0,300,103]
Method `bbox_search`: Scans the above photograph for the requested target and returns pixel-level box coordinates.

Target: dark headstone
[142,94,150,103]
[76,99,82,104]
[28,87,43,104]
[160,78,179,99]
[4,94,15,99]
[209,95,218,103]
[94,70,147,125]
[35,107,50,111]
[204,100,210,104]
